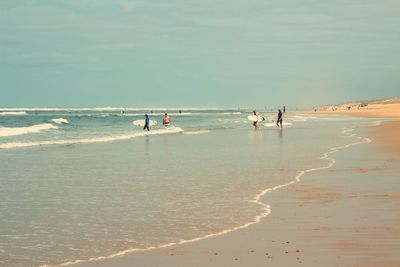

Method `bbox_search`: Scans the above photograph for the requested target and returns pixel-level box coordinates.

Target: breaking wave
[0,127,183,149]
[222,112,241,115]
[51,118,69,124]
[0,111,27,116]
[0,123,58,137]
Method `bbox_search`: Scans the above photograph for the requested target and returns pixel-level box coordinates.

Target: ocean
[0,109,378,267]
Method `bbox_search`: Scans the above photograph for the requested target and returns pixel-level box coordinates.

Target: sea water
[0,109,377,267]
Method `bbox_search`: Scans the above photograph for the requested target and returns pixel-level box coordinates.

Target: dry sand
[78,121,400,267]
[300,98,400,118]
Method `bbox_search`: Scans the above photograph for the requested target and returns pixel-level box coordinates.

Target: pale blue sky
[1,0,399,108]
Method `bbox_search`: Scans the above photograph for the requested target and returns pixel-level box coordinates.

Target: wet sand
[77,123,400,267]
[369,121,400,158]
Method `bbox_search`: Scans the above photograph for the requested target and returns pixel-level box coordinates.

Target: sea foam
[0,111,27,116]
[51,118,69,124]
[0,127,183,149]
[0,123,58,137]
[222,112,241,115]
[183,130,210,135]
[263,122,292,127]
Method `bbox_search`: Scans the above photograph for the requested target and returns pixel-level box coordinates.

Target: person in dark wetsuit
[283,106,286,113]
[276,109,283,129]
[143,114,150,131]
[252,110,258,129]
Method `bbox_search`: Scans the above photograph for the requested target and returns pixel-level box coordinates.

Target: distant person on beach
[283,106,286,113]
[163,113,170,127]
[143,114,150,131]
[276,109,283,129]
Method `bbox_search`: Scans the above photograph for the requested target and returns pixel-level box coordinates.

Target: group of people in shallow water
[143,113,170,131]
[252,106,286,129]
[142,106,286,132]
[142,110,183,131]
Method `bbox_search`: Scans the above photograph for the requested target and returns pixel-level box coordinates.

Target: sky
[0,0,399,108]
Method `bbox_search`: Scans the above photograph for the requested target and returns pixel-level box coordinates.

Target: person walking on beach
[143,114,150,131]
[276,109,283,129]
[163,113,170,127]
[283,106,286,113]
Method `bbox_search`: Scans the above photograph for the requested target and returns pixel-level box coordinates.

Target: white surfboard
[133,120,157,127]
[247,115,265,122]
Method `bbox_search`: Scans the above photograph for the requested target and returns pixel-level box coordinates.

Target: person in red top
[163,113,170,127]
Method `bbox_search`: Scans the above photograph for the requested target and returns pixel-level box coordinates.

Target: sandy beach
[305,99,400,118]
[3,1,400,266]
[369,121,400,159]
[76,116,400,266]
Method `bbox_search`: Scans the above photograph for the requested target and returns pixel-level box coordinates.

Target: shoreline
[71,127,374,267]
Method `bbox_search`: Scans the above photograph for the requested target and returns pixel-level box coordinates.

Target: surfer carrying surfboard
[247,110,265,129]
[276,109,283,129]
[163,113,170,127]
[252,110,259,128]
[143,114,150,131]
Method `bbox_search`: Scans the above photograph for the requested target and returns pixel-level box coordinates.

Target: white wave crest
[169,112,192,116]
[0,127,183,149]
[51,118,69,124]
[120,114,143,117]
[0,123,58,137]
[183,130,210,135]
[0,111,27,116]
[222,112,241,115]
